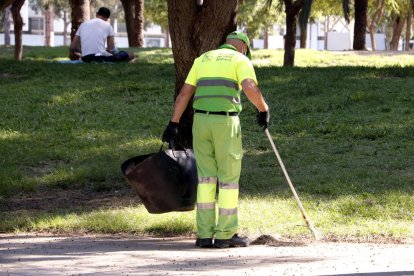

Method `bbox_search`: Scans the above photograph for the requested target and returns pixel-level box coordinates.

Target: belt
[194,109,238,116]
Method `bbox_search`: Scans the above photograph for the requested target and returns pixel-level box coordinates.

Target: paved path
[1,234,413,275]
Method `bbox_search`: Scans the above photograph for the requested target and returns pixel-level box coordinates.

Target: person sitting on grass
[70,7,135,63]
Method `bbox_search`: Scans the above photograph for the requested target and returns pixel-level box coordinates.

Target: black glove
[162,121,179,142]
[257,110,270,130]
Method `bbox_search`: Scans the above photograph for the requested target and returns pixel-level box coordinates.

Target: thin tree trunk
[405,11,412,51]
[367,0,384,51]
[353,0,368,50]
[69,0,90,59]
[3,6,11,46]
[63,10,68,46]
[284,0,304,67]
[167,0,238,147]
[245,26,253,47]
[164,27,170,48]
[324,15,329,50]
[300,23,307,48]
[390,15,405,51]
[264,26,269,49]
[11,0,25,61]
[44,5,54,47]
[367,15,375,50]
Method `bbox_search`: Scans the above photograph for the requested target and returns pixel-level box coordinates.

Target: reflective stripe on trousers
[193,113,242,240]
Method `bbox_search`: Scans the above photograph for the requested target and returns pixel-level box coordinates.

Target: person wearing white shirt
[70,7,135,63]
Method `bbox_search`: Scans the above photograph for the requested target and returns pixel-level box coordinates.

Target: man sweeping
[162,31,269,248]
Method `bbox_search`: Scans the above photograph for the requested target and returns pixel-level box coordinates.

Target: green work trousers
[192,113,242,239]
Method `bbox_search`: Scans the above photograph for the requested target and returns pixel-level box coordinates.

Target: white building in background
[253,22,326,51]
[252,17,388,51]
[2,4,391,51]
[324,17,389,51]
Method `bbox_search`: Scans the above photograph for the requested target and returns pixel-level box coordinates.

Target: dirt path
[1,234,413,276]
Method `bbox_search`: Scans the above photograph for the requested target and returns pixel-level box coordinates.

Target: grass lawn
[0,46,413,242]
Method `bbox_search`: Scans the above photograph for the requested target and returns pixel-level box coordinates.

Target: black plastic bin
[121,145,198,214]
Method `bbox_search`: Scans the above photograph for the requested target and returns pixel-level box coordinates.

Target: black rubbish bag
[121,143,198,214]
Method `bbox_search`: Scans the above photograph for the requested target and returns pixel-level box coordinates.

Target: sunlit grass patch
[2,193,411,242]
[253,49,414,68]
[0,129,27,140]
[2,206,196,236]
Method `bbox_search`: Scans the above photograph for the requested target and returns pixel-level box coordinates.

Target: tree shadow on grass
[0,187,137,214]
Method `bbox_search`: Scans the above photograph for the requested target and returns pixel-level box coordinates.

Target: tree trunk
[264,26,269,49]
[284,9,297,66]
[367,15,375,51]
[367,0,384,51]
[44,5,54,47]
[63,10,68,46]
[121,0,144,47]
[405,11,412,51]
[121,0,135,46]
[324,15,329,50]
[69,0,90,60]
[390,15,405,51]
[134,0,144,47]
[3,6,11,46]
[164,27,170,48]
[300,23,307,48]
[353,0,368,50]
[167,0,238,147]
[284,0,304,67]
[11,0,24,61]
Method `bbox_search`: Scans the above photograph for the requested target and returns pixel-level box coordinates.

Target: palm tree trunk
[405,11,412,51]
[134,0,144,47]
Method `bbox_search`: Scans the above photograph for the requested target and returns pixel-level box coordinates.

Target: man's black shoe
[214,234,250,248]
[195,238,213,248]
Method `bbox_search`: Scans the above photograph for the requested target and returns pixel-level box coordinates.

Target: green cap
[226,31,251,60]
